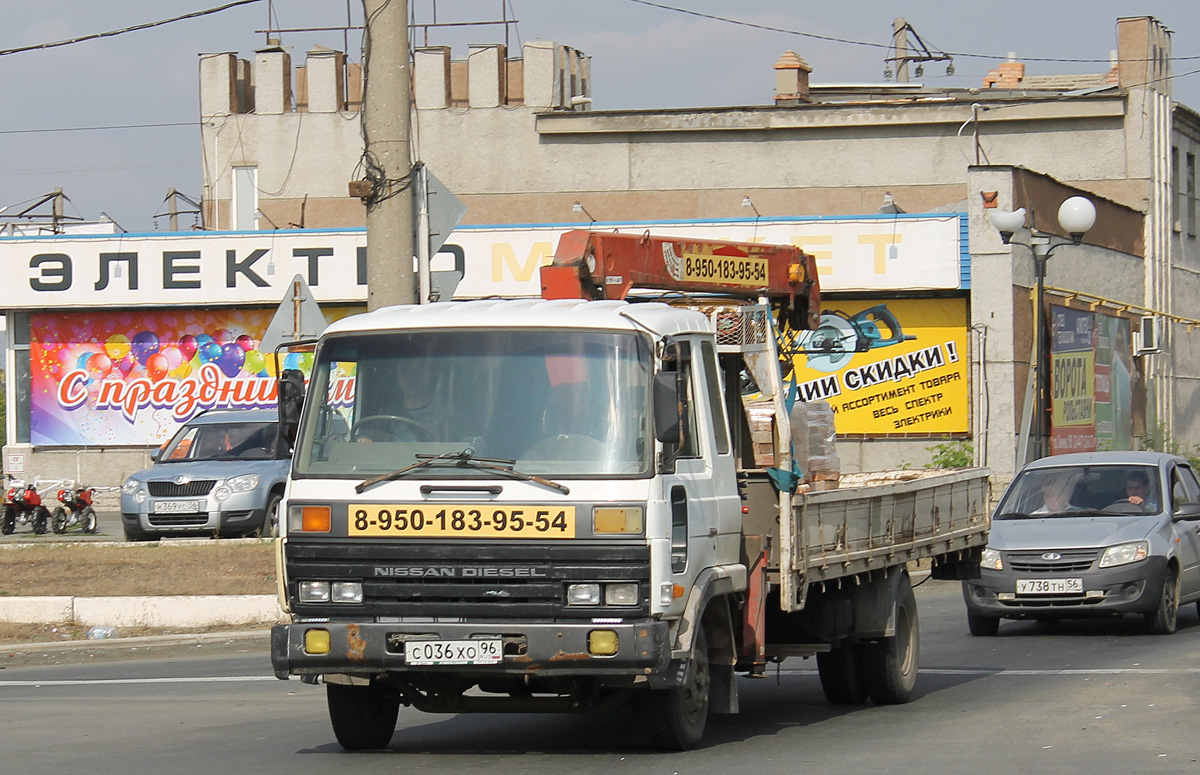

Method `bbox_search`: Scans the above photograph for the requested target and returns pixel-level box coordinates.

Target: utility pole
[362,0,415,309]
[892,18,910,83]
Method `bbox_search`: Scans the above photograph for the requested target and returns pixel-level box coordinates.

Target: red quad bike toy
[52,483,99,534]
[2,476,51,535]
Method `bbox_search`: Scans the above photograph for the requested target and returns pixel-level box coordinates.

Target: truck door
[660,337,740,590]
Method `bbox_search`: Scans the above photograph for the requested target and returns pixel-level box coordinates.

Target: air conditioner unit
[1135,315,1161,355]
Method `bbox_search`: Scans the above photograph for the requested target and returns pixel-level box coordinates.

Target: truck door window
[700,341,730,456]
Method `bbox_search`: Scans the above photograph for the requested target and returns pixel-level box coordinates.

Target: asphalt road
[3,579,1199,773]
[0,509,125,543]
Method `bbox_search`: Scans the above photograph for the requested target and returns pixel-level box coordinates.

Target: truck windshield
[293,329,653,478]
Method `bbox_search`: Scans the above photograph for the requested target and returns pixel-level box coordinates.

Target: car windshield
[160,421,279,462]
[293,328,653,478]
[997,464,1162,518]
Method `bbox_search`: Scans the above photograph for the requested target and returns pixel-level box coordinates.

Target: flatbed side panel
[783,469,991,607]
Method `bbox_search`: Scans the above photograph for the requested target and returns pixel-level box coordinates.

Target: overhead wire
[0,0,263,57]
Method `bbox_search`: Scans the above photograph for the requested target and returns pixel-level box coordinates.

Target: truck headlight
[331,582,363,604]
[1098,541,1149,568]
[981,548,1003,571]
[298,581,331,603]
[567,583,601,606]
[604,583,639,606]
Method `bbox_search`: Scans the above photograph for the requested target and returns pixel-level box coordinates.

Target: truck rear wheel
[326,681,400,750]
[643,625,710,750]
[816,644,868,704]
[857,573,919,704]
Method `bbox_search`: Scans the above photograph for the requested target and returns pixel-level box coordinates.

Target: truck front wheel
[643,626,710,751]
[327,681,400,750]
[857,573,919,704]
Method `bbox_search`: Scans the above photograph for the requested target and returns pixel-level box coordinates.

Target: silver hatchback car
[120,409,291,540]
[963,451,1200,635]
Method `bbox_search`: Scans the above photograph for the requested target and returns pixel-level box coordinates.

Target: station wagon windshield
[160,421,279,462]
[293,329,653,478]
[998,464,1162,518]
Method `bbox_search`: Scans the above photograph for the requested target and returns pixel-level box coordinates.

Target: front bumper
[121,494,267,535]
[962,556,1170,618]
[271,620,671,680]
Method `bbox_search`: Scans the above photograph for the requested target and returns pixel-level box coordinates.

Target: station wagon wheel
[967,612,1000,636]
[1145,567,1179,635]
[263,494,282,537]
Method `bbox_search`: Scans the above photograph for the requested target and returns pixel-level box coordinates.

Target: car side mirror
[1173,502,1200,520]
[653,371,682,444]
[149,447,162,463]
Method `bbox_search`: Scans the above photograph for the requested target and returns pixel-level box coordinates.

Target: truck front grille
[285,541,650,620]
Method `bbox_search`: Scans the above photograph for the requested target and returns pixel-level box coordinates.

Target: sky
[2,0,1200,233]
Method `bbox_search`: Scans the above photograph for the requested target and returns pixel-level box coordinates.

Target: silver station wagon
[120,409,291,540]
[962,451,1200,635]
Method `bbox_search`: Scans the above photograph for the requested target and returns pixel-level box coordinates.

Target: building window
[232,166,258,231]
[8,312,31,444]
[1172,146,1181,231]
[1189,152,1197,239]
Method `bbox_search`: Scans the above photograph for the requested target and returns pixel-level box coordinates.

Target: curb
[0,629,271,654]
[0,594,284,629]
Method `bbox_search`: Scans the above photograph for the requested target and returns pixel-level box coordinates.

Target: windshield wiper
[994,511,1035,520]
[356,448,570,495]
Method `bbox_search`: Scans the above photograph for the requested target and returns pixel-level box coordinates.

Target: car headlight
[981,547,1003,571]
[1098,541,1149,568]
[225,474,260,493]
[122,478,141,495]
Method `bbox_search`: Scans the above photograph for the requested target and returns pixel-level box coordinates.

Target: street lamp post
[990,196,1097,461]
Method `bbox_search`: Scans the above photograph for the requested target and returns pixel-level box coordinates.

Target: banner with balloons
[29,308,338,446]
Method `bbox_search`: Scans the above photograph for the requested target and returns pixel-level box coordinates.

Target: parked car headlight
[981,547,1003,571]
[1098,541,1149,568]
[121,478,140,495]
[225,474,260,493]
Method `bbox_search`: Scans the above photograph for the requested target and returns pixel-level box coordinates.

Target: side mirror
[653,371,682,444]
[149,447,162,463]
[1173,502,1200,520]
[277,368,307,448]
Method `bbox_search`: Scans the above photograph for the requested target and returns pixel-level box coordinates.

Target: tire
[1145,567,1179,635]
[82,507,98,534]
[2,506,16,535]
[263,493,282,537]
[967,612,1000,636]
[817,644,868,705]
[32,507,50,535]
[643,625,710,750]
[857,574,920,704]
[51,507,68,534]
[123,526,157,542]
[326,681,400,751]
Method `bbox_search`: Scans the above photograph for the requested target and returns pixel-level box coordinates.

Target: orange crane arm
[540,230,821,329]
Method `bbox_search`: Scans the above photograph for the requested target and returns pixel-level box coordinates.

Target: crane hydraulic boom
[540,230,821,330]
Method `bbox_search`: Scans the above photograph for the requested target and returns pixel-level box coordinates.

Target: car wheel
[326,681,399,750]
[123,526,158,542]
[1145,567,1179,635]
[967,612,1000,636]
[263,493,282,537]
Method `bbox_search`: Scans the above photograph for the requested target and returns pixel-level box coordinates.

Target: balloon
[118,355,136,376]
[235,334,256,351]
[194,333,213,347]
[104,334,131,361]
[178,334,198,361]
[212,328,233,345]
[283,352,301,371]
[131,331,161,365]
[161,346,183,369]
[262,357,278,377]
[170,361,193,379]
[86,352,113,381]
[217,343,246,377]
[243,350,266,374]
[198,341,223,363]
[76,352,94,370]
[146,353,169,382]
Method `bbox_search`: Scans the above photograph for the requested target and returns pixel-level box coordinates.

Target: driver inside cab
[354,357,438,443]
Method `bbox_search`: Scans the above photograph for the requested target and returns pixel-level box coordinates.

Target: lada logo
[1041,552,1063,561]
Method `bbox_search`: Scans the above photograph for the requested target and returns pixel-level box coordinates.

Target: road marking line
[0,676,279,687]
[778,667,1200,676]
